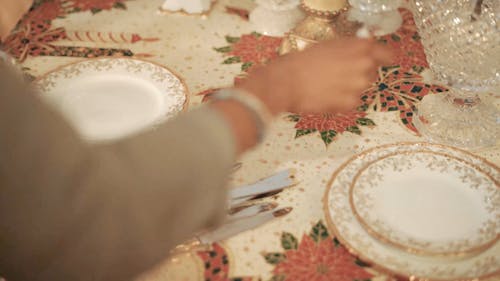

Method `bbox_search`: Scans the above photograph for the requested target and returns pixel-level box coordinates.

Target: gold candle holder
[279,0,358,55]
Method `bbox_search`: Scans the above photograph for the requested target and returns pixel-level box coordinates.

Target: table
[2,1,499,280]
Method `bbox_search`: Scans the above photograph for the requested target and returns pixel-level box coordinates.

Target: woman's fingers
[241,37,393,115]
[371,44,395,65]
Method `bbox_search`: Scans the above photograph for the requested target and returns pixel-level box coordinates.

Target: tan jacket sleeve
[0,62,236,281]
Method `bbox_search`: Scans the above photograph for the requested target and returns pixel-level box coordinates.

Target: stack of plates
[36,58,188,143]
[324,142,500,280]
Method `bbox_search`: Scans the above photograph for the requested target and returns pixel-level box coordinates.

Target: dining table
[2,0,499,280]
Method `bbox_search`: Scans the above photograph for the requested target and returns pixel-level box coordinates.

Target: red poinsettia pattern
[289,112,375,146]
[0,0,146,62]
[25,0,67,22]
[228,33,282,65]
[2,21,66,61]
[264,221,373,281]
[214,32,282,72]
[197,243,256,281]
[361,65,447,132]
[67,0,127,13]
[378,9,428,71]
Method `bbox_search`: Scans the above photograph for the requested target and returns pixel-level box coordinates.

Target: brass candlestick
[279,0,358,54]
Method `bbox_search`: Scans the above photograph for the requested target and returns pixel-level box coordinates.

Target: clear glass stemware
[411,0,499,148]
[347,0,404,37]
[249,0,304,36]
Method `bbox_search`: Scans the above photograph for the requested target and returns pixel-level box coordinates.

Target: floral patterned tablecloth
[2,1,499,281]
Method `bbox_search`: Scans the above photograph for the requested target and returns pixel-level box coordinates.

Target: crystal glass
[250,0,304,36]
[349,0,402,13]
[411,0,499,148]
[348,0,404,37]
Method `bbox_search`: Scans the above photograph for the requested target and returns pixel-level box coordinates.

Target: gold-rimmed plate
[350,150,499,257]
[323,143,500,280]
[36,58,188,143]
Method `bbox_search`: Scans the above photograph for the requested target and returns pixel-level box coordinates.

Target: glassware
[347,0,404,37]
[250,0,305,37]
[411,0,499,148]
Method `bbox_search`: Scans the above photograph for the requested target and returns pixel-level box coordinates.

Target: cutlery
[171,207,293,255]
[227,202,278,221]
[229,169,296,206]
[231,162,242,173]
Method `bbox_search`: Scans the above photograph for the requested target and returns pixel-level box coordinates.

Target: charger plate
[36,58,188,142]
[324,142,500,280]
[350,149,499,256]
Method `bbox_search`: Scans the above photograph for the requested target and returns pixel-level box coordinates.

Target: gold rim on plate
[35,57,190,142]
[34,57,190,112]
[322,142,500,281]
[348,150,499,257]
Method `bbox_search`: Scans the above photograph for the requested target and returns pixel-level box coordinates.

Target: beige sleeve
[0,63,236,281]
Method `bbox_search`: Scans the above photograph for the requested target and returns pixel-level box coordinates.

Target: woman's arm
[0,0,32,40]
[0,38,391,280]
[0,61,237,280]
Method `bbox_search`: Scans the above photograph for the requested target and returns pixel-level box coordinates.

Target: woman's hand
[213,38,393,154]
[239,38,393,114]
[0,0,33,40]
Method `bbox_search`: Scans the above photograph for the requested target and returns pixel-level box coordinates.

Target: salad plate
[36,58,188,142]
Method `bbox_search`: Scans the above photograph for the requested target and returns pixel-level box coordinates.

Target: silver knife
[200,207,292,244]
[230,169,296,206]
[171,207,293,255]
[227,202,278,221]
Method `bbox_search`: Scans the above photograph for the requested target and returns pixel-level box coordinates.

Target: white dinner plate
[324,143,500,280]
[350,150,499,256]
[36,58,188,142]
